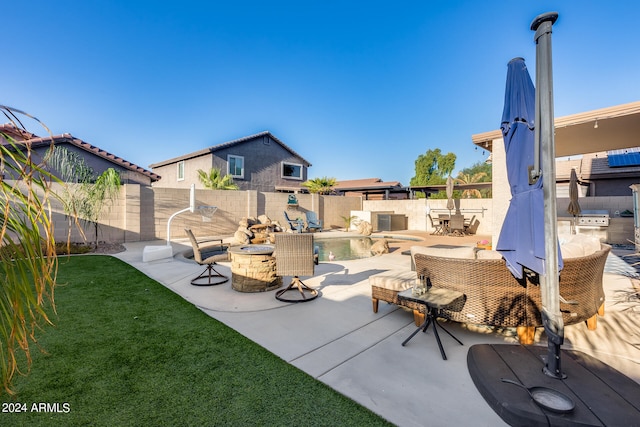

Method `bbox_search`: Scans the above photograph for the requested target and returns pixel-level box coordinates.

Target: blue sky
[4,1,639,185]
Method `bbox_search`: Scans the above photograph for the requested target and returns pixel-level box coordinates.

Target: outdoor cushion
[560,242,585,259]
[476,249,504,260]
[569,234,602,256]
[410,245,476,260]
[369,269,418,291]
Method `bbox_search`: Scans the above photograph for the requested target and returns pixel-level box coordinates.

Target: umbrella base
[467,344,640,426]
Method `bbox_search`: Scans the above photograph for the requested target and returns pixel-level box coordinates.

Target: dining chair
[449,215,466,235]
[464,215,476,234]
[428,214,444,235]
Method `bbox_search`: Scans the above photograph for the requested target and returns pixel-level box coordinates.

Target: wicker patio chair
[274,233,319,302]
[185,228,230,286]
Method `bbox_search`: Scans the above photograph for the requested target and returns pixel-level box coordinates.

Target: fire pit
[229,245,282,292]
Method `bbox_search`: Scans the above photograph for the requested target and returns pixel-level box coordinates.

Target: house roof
[1,123,161,182]
[148,131,312,168]
[472,101,640,157]
[556,151,640,182]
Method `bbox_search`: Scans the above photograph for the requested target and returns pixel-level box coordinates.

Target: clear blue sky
[4,1,639,185]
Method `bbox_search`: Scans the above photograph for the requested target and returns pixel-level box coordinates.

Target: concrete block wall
[36,181,636,245]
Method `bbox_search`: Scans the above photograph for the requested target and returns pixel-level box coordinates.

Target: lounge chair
[283,211,306,233]
[305,211,323,232]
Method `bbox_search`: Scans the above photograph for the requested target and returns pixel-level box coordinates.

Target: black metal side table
[398,288,465,360]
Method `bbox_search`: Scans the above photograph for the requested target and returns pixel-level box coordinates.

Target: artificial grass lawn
[2,255,392,426]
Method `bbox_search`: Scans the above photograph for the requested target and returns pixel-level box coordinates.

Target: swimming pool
[314,235,420,261]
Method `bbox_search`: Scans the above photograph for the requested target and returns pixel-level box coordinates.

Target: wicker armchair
[413,243,610,344]
[274,233,319,302]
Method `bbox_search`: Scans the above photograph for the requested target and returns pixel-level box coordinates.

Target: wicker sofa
[370,237,610,344]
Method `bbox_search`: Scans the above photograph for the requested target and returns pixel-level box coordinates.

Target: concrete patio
[113,232,640,427]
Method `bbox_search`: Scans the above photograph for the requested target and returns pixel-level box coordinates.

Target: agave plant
[0,105,58,394]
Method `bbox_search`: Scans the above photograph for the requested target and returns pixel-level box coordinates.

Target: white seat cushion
[476,249,504,260]
[369,269,417,291]
[410,245,476,260]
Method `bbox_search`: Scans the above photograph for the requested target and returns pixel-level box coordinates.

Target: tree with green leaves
[197,167,239,190]
[409,148,456,186]
[456,161,492,198]
[0,105,58,395]
[302,176,336,194]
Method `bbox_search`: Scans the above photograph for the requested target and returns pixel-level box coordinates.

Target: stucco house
[149,131,312,192]
[0,123,160,185]
[472,100,640,243]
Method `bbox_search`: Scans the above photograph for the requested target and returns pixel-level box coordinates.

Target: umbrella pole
[532,12,565,379]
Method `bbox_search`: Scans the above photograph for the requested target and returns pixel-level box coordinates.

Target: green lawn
[1,255,392,426]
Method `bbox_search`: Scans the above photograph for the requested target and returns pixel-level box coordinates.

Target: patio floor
[114,231,640,427]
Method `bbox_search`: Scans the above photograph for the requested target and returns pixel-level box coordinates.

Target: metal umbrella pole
[531,11,565,379]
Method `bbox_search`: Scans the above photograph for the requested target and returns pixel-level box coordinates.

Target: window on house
[282,162,303,180]
[228,155,244,179]
[177,160,185,181]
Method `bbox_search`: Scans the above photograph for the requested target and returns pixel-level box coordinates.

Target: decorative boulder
[371,239,389,256]
[234,225,253,245]
[258,214,271,225]
[357,221,373,236]
[234,230,251,245]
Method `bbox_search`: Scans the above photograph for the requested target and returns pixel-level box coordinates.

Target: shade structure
[496,57,562,279]
[445,175,455,212]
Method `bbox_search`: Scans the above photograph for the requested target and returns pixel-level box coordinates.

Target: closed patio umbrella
[567,168,581,234]
[495,57,562,279]
[446,175,454,214]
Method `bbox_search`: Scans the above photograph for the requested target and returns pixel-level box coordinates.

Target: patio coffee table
[398,288,465,360]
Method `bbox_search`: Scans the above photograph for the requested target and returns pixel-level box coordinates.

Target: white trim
[282,161,303,180]
[227,154,244,179]
[177,160,185,181]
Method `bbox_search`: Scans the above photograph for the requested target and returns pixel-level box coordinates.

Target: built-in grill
[577,209,610,226]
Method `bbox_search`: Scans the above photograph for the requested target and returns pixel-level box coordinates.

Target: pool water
[314,236,418,261]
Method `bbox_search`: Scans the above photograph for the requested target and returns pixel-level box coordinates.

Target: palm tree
[454,172,487,198]
[46,146,121,250]
[80,168,121,250]
[197,168,239,190]
[0,105,58,394]
[302,176,336,194]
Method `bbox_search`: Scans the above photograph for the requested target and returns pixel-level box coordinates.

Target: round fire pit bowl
[229,245,282,292]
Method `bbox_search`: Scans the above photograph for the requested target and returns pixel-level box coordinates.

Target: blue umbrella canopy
[496,57,562,279]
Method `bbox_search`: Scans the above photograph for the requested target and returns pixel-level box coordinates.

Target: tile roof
[1,123,160,182]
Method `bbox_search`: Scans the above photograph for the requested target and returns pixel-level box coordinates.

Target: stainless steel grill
[577,209,610,226]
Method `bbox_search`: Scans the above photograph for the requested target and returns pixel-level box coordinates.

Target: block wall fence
[38,183,634,245]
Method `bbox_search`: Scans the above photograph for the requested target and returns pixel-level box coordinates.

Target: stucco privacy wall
[363,198,494,235]
[35,182,634,245]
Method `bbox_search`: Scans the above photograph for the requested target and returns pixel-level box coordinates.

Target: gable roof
[148,131,312,168]
[1,123,161,182]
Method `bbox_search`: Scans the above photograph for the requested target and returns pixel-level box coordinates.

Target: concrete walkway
[114,232,640,427]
